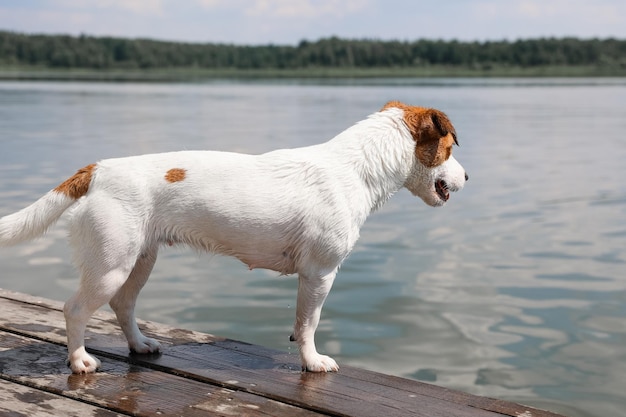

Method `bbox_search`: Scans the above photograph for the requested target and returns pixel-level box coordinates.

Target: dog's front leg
[291,270,339,372]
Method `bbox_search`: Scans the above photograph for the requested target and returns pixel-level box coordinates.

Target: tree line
[1,31,624,70]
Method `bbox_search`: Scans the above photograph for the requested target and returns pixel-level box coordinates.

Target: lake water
[1,78,625,417]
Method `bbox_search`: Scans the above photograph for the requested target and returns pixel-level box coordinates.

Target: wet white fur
[0,106,466,373]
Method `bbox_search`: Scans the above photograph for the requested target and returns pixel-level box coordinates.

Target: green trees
[0,31,624,71]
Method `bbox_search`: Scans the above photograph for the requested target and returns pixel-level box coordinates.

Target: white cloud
[53,0,164,15]
[0,7,93,34]
[245,0,370,18]
[515,0,623,24]
[189,0,369,17]
[193,0,222,9]
[473,0,624,23]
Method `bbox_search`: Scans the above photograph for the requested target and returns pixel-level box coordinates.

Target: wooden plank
[0,330,326,417]
[0,379,123,417]
[0,294,501,417]
[0,289,566,417]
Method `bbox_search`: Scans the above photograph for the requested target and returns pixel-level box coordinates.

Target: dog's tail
[0,164,96,247]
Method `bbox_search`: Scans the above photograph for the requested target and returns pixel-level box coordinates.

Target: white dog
[0,101,467,374]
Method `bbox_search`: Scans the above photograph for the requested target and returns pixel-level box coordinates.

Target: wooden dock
[0,288,566,417]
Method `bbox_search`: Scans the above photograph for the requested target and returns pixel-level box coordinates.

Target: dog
[0,101,467,374]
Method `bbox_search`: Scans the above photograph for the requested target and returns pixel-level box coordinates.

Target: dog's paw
[67,348,101,374]
[302,353,339,373]
[129,336,161,354]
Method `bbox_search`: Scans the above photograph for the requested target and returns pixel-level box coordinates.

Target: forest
[1,31,625,76]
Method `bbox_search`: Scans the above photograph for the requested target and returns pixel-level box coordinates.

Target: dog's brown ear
[427,109,458,146]
[384,103,458,146]
[413,109,458,167]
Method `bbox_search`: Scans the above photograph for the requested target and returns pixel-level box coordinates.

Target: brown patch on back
[165,168,186,183]
[381,101,458,168]
[53,163,96,199]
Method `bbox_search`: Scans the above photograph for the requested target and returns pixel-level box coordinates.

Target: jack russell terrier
[0,101,467,374]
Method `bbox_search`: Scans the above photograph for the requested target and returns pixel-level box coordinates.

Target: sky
[0,0,625,45]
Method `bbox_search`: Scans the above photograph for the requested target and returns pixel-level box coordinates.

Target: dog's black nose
[465,172,469,181]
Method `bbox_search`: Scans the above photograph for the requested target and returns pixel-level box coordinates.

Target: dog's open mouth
[435,179,450,202]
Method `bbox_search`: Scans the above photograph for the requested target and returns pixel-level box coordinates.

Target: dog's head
[382,101,468,207]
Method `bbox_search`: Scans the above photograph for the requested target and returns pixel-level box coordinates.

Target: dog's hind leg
[291,269,339,372]
[64,262,135,373]
[64,202,144,373]
[109,243,161,354]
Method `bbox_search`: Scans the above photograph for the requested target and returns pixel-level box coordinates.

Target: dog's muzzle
[435,172,468,202]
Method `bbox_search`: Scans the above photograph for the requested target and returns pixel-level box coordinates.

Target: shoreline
[1,65,625,82]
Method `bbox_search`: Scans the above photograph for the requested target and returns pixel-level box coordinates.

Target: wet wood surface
[0,289,567,417]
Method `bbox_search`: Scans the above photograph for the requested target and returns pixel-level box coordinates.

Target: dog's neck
[328,111,415,214]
